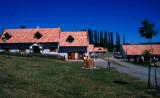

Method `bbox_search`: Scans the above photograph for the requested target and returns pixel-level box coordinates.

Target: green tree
[142,50,151,61]
[100,31,103,47]
[20,25,26,28]
[139,19,158,88]
[104,31,110,49]
[123,35,125,45]
[110,32,114,52]
[116,32,120,52]
[94,30,98,46]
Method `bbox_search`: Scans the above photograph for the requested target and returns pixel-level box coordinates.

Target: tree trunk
[148,62,151,88]
[139,56,142,64]
[148,39,152,88]
[154,63,158,89]
[133,56,137,63]
[127,56,130,62]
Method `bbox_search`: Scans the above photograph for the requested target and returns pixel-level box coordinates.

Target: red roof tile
[122,44,160,55]
[0,28,60,43]
[94,47,108,52]
[59,32,89,46]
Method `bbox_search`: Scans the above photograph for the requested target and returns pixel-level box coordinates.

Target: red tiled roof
[0,28,60,43]
[94,47,108,52]
[59,32,89,46]
[122,44,160,55]
[88,45,108,53]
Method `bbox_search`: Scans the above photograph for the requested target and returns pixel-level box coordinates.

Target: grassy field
[0,55,159,98]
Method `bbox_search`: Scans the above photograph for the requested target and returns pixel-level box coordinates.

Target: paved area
[95,58,160,86]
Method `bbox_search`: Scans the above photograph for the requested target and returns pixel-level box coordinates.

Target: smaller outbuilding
[122,44,160,63]
[59,32,89,60]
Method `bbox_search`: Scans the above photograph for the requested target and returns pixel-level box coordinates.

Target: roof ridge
[61,31,87,33]
[4,27,60,30]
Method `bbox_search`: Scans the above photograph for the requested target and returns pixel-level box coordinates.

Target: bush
[0,52,65,60]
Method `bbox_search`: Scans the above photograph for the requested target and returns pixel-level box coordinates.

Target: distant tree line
[81,29,125,52]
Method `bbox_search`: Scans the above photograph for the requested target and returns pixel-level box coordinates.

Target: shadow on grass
[113,80,128,85]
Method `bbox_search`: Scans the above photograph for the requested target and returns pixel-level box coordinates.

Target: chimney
[37,26,39,29]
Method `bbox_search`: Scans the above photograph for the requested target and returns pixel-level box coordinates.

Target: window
[4,48,10,52]
[49,47,57,52]
[68,52,75,60]
[34,31,42,39]
[3,32,12,40]
[66,35,74,43]
[19,48,26,53]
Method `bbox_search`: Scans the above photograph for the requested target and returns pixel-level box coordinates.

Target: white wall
[0,50,4,52]
[26,49,30,53]
[59,53,67,60]
[0,49,59,54]
[0,48,86,61]
[10,49,19,53]
[42,49,59,55]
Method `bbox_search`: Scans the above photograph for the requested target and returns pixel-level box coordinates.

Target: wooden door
[78,52,84,60]
[68,52,75,60]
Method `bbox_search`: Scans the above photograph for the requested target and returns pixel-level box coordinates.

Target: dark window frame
[49,47,57,52]
[3,32,12,40]
[4,48,10,52]
[34,31,42,39]
[66,35,74,43]
[19,48,26,53]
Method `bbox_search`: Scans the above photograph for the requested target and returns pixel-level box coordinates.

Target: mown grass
[0,55,159,98]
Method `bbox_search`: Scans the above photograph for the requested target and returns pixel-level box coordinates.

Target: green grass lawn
[0,55,159,98]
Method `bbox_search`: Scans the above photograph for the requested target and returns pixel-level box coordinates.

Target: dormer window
[3,32,12,40]
[34,31,42,39]
[66,35,74,43]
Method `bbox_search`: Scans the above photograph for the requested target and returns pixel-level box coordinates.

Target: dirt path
[95,58,160,86]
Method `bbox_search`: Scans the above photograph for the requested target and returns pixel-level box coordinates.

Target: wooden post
[134,56,136,63]
[108,59,110,71]
[139,56,142,64]
[154,63,158,89]
[127,56,130,62]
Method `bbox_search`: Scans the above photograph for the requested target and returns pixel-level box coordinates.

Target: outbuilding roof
[122,44,160,55]
[93,47,108,52]
[59,32,89,46]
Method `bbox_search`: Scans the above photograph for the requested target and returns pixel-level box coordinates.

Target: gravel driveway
[95,58,160,86]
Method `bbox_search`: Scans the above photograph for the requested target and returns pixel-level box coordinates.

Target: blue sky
[0,0,160,43]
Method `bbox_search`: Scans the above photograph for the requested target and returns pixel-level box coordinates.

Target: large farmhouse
[59,32,89,60]
[0,28,60,54]
[0,27,108,60]
[0,27,91,60]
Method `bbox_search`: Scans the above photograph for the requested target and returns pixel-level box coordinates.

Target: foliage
[139,19,157,39]
[0,52,64,60]
[139,19,158,89]
[83,29,116,52]
[20,26,26,28]
[116,32,121,52]
[110,32,114,52]
[123,35,125,44]
[142,50,152,62]
[142,50,151,57]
